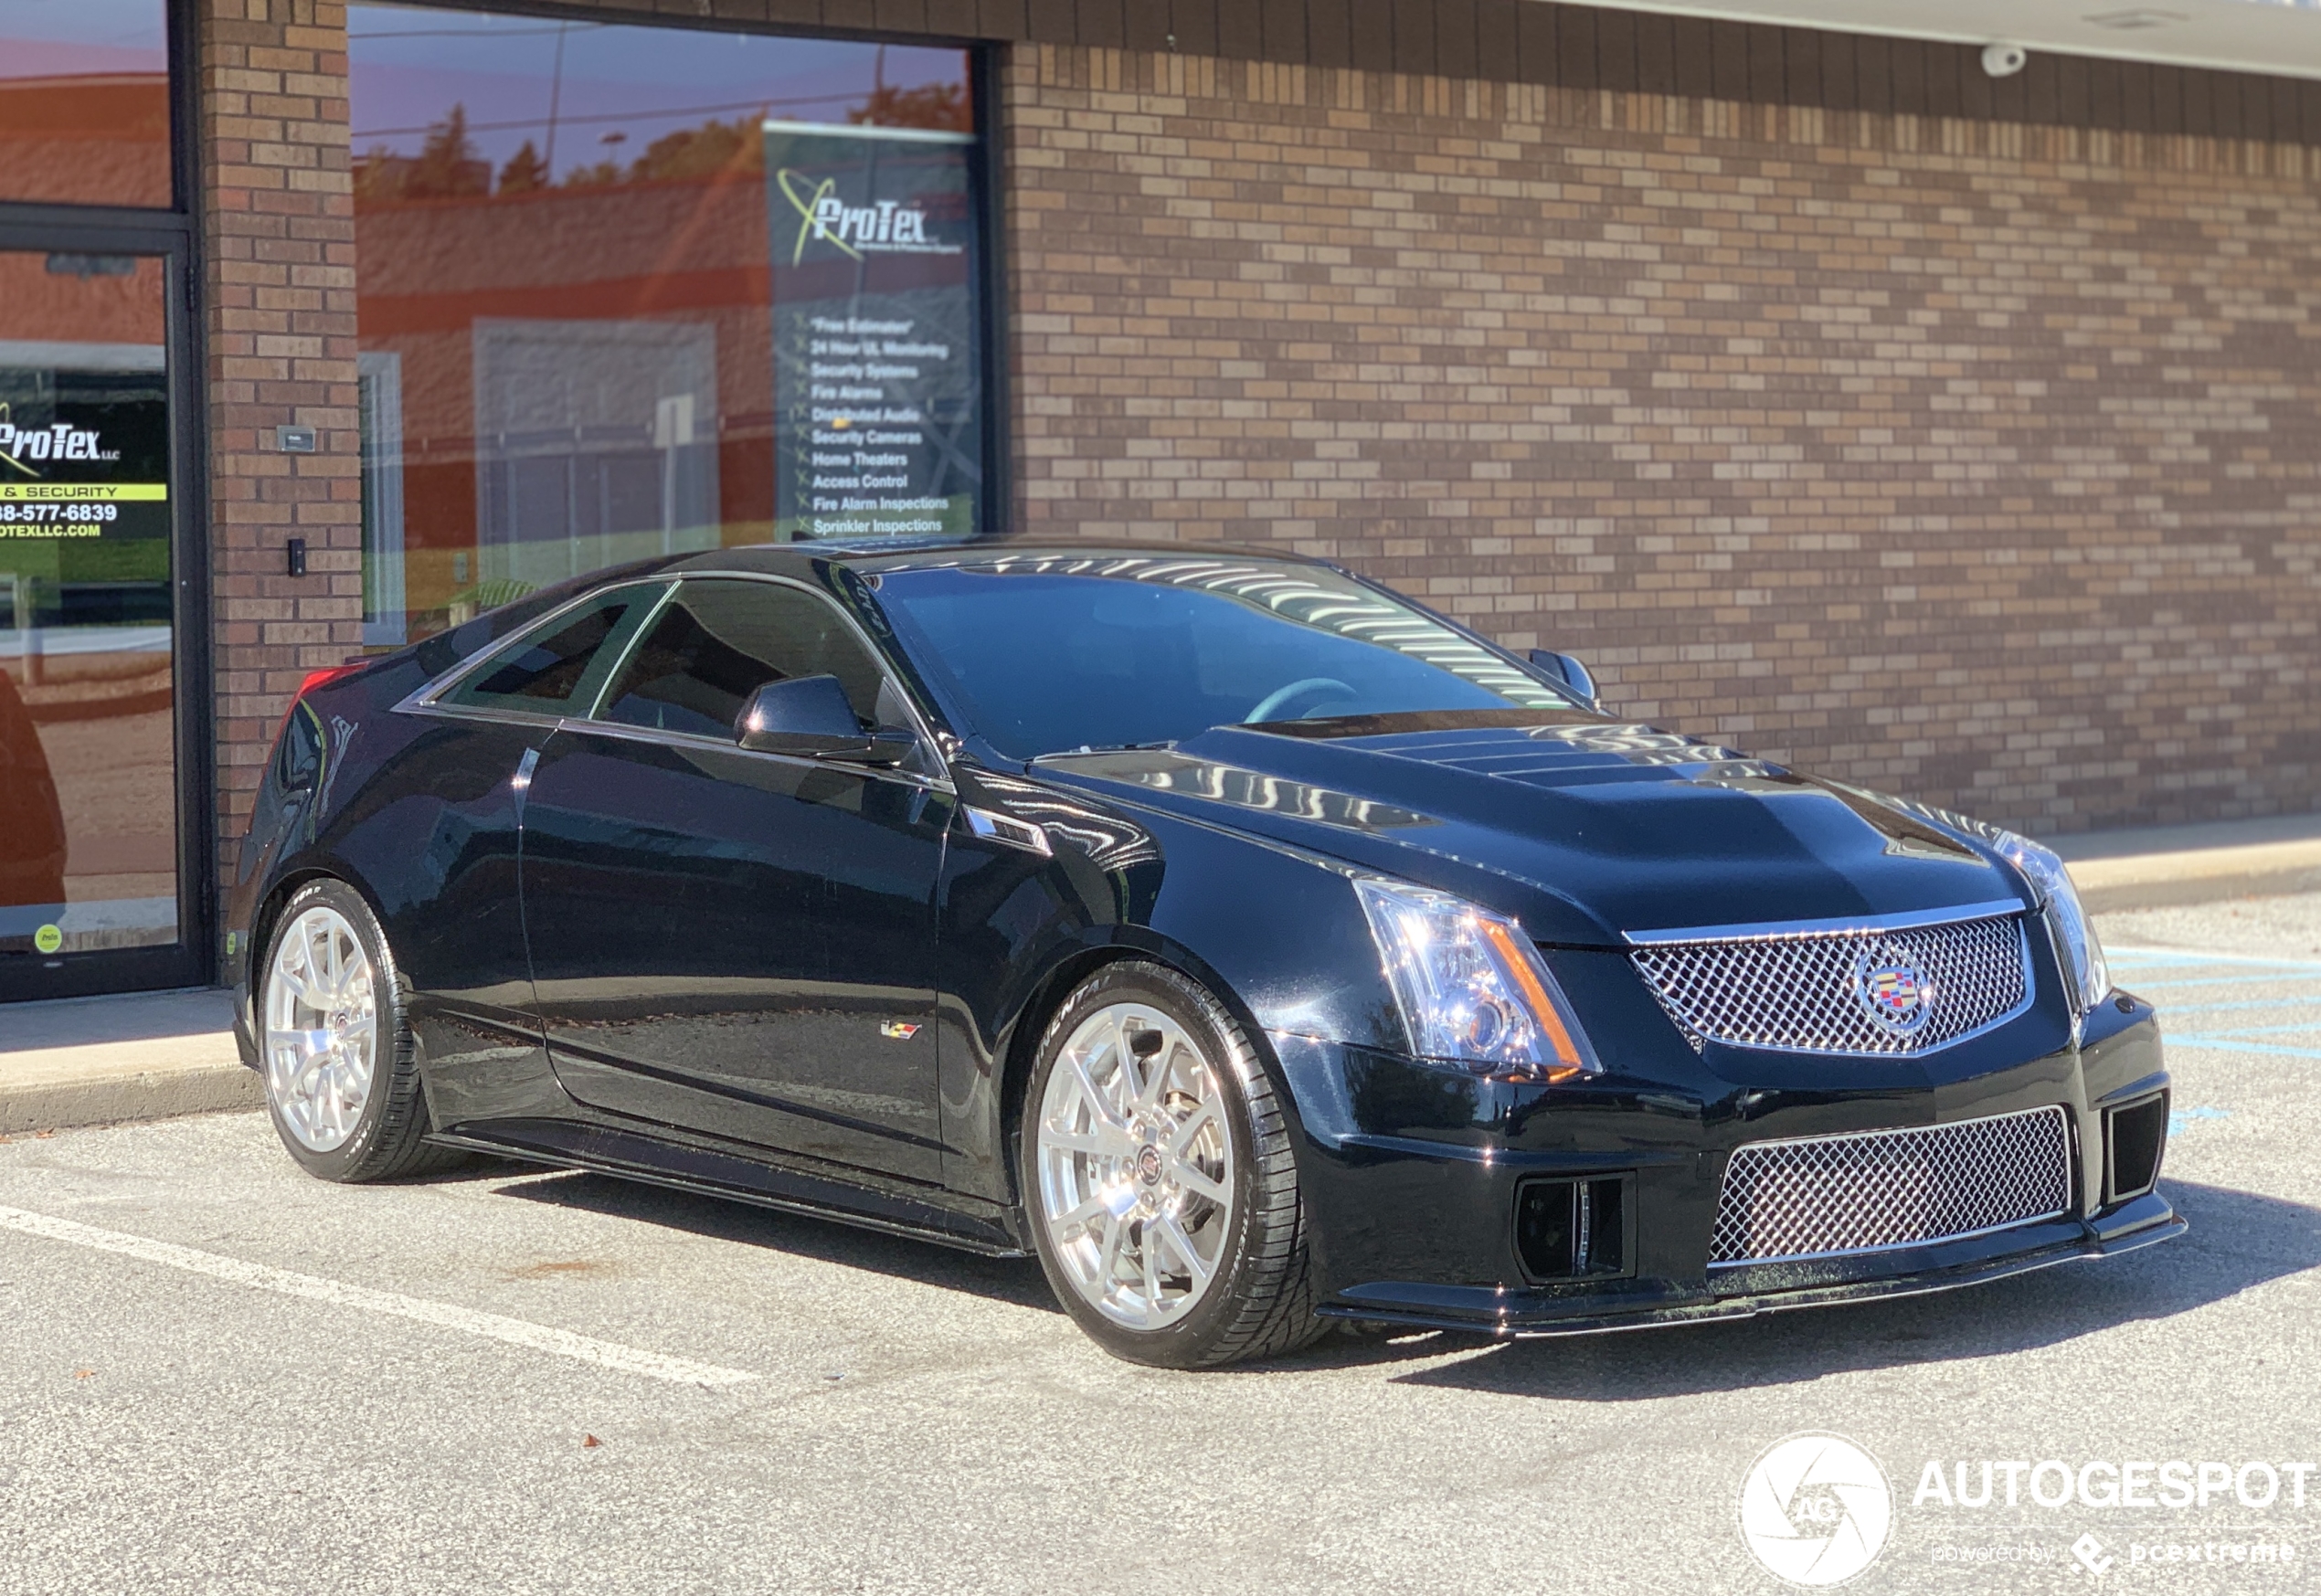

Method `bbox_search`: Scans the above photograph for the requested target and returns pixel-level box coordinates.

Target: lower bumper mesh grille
[1711,1106,2073,1267]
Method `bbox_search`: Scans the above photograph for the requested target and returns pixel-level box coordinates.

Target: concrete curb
[0,988,256,1137]
[0,1067,260,1137]
[2066,837,2321,914]
[2077,862,2321,914]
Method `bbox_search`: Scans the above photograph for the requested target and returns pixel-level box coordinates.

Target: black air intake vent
[1514,1175,1632,1282]
[2105,1094,2168,1205]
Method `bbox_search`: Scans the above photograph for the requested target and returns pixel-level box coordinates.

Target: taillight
[275,662,363,742]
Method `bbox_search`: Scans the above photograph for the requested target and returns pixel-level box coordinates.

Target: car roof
[661,534,1334,579]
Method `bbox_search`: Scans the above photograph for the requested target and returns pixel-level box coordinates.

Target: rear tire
[257,878,465,1183]
[1019,960,1325,1368]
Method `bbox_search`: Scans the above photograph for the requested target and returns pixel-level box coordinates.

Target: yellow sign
[34,924,63,955]
[0,482,167,502]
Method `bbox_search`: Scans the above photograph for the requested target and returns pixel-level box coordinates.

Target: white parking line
[0,1204,758,1389]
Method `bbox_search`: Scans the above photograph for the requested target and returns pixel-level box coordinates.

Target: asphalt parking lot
[2,897,2317,1596]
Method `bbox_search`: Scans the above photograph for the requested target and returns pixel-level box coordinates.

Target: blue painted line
[2168,1106,2231,1135]
[2168,1036,2321,1060]
[2108,946,2321,969]
[2157,999,2321,1016]
[2111,974,2304,992]
[2170,1020,2321,1041]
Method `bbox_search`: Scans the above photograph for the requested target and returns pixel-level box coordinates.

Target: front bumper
[1271,993,2181,1337]
[1314,1190,2182,1337]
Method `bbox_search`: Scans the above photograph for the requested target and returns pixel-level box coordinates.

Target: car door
[518,575,950,1182]
[379,582,662,1124]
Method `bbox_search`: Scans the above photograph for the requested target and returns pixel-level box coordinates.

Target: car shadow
[1263,1179,2321,1390]
[475,1174,2317,1371]
[486,1166,1062,1313]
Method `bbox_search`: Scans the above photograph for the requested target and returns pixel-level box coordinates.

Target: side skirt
[428,1117,1030,1259]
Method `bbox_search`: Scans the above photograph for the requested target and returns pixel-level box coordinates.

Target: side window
[442,586,655,716]
[597,580,890,740]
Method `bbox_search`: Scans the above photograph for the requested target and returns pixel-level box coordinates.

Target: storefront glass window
[350,6,984,647]
[0,251,178,960]
[0,0,174,208]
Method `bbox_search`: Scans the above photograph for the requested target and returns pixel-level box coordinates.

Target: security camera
[1981,42,2028,78]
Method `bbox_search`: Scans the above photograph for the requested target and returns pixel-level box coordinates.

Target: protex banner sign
[0,393,168,541]
[765,119,982,542]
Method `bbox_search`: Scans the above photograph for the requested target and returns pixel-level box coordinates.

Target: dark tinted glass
[445,587,647,713]
[599,580,884,737]
[873,557,1574,760]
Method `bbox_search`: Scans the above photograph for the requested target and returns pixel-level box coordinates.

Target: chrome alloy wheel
[262,905,379,1153]
[1033,1002,1237,1330]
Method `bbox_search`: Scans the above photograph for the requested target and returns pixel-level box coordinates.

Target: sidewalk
[0,988,255,1136]
[4,809,2319,1136]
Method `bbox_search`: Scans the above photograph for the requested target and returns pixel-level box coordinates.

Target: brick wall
[196,0,361,844]
[1002,45,2321,831]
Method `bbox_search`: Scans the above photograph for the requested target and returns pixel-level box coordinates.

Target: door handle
[512,745,541,819]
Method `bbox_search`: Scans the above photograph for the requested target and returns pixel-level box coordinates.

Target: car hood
[1030,710,2028,948]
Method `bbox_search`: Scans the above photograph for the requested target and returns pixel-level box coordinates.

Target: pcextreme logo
[1739,1432,1896,1588]
[775,169,963,265]
[0,405,121,477]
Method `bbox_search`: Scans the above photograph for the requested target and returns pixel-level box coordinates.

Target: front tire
[258,878,462,1182]
[1020,960,1324,1368]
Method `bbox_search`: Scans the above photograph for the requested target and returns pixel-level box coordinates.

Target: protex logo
[776,170,962,264]
[0,407,121,476]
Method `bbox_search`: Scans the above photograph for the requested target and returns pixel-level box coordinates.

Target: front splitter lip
[1319,1192,2186,1338]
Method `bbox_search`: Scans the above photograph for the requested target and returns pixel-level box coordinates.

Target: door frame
[0,217,214,1002]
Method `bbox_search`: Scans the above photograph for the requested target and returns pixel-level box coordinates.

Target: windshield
[870,555,1574,760]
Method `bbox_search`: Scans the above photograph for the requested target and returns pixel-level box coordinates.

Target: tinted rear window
[442,586,655,715]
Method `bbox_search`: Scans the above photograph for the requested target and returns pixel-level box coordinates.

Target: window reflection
[350,6,978,647]
[0,252,177,958]
[0,0,172,207]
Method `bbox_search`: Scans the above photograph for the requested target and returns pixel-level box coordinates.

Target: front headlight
[1997,831,2110,1017]
[1353,878,1601,1083]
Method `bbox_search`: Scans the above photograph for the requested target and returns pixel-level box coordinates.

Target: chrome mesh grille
[1710,1106,2072,1266]
[1629,912,2030,1056]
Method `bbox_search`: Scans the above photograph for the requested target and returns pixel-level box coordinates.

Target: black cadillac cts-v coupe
[226,540,2181,1367]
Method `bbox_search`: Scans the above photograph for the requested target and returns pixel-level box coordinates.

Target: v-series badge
[878,1021,923,1041]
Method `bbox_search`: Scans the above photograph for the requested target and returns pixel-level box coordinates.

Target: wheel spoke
[1170,1158,1230,1206]
[1054,1192,1109,1231]
[1157,1211,1213,1285]
[1041,1128,1109,1158]
[273,959,322,1010]
[1065,1051,1127,1132]
[1097,1211,1127,1284]
[1167,1099,1218,1158]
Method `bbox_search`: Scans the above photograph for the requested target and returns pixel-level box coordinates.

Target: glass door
[0,243,202,999]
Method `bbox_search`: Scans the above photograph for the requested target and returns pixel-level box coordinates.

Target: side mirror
[1528,649,1599,707]
[736,675,913,766]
